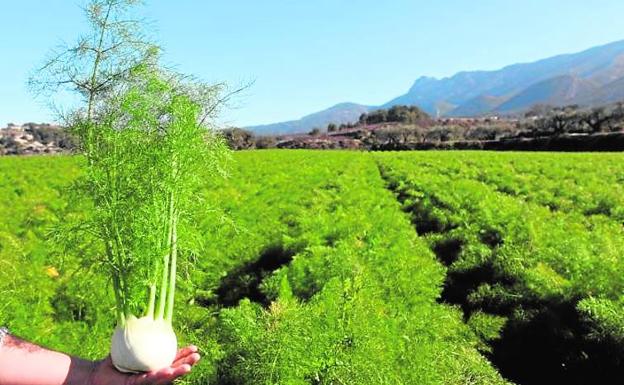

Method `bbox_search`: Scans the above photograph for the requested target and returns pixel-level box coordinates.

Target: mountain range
[248,39,624,135]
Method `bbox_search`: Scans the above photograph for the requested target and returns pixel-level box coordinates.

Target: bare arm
[0,333,200,385]
[0,334,92,385]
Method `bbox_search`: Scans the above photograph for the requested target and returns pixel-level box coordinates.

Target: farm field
[1,150,624,385]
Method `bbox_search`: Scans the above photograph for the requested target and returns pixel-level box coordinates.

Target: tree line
[9,103,622,152]
[520,103,624,136]
[358,105,431,125]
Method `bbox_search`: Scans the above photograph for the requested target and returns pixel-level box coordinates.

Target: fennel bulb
[111,315,178,373]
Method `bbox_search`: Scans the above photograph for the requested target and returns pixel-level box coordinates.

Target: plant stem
[105,238,125,326]
[165,213,178,323]
[85,2,113,162]
[156,193,175,319]
[146,284,156,319]
[111,274,126,326]
[164,157,179,323]
[112,220,130,318]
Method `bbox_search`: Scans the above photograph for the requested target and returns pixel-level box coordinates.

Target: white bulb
[110,315,178,373]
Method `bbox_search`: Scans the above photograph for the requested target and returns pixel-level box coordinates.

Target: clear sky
[2,0,624,127]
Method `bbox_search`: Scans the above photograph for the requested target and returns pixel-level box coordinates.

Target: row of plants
[375,151,624,384]
[0,151,509,384]
[412,151,624,221]
[208,151,511,384]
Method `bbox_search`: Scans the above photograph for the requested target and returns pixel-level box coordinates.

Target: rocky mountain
[248,39,624,135]
[576,76,624,106]
[414,40,624,116]
[449,94,508,117]
[494,75,599,113]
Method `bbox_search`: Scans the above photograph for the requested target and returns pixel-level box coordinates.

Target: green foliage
[1,151,509,384]
[376,151,624,381]
[467,312,507,352]
[63,68,229,321]
[359,105,430,125]
[578,297,624,344]
[376,151,624,305]
[7,150,624,383]
[0,156,113,358]
[207,152,505,384]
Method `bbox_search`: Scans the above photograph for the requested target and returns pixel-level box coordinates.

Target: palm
[91,346,200,385]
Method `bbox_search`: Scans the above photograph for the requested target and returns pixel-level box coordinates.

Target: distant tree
[327,123,337,133]
[221,127,255,150]
[522,103,624,136]
[550,111,567,135]
[579,107,611,133]
[425,126,462,142]
[365,109,388,124]
[606,102,624,132]
[375,125,424,146]
[528,105,580,136]
[465,126,498,141]
[309,127,321,136]
[361,105,430,125]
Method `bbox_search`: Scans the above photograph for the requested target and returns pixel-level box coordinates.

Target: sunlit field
[2,151,623,384]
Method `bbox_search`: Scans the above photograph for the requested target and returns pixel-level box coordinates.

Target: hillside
[249,102,371,136]
[249,39,624,134]
[576,76,624,106]
[393,39,624,117]
[494,75,598,113]
[449,94,509,117]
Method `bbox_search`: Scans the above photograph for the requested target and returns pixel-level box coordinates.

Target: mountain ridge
[248,39,624,134]
[249,102,371,136]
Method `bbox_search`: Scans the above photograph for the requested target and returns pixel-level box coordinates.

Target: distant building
[2,123,25,131]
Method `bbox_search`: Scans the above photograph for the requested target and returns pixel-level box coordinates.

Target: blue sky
[2,0,624,127]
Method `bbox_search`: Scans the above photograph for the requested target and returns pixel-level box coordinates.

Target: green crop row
[375,151,624,384]
[0,152,508,385]
[397,151,624,221]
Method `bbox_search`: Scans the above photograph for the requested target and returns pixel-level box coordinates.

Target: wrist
[64,357,98,385]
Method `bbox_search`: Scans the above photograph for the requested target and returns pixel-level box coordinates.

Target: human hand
[89,346,201,385]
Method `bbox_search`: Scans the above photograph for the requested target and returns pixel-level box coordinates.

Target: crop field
[1,150,624,385]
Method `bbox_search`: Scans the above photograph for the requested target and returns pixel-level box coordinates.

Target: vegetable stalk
[69,68,228,372]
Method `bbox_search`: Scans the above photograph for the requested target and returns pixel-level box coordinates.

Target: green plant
[64,68,228,371]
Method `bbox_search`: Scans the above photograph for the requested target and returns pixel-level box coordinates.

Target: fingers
[174,345,198,361]
[168,364,192,378]
[126,346,199,385]
[132,365,192,385]
[172,352,200,368]
[172,345,200,368]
